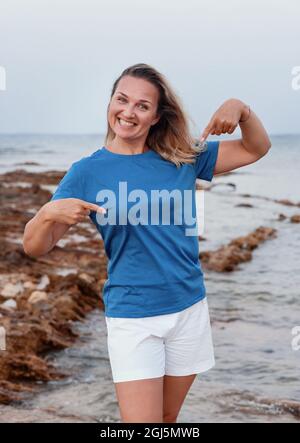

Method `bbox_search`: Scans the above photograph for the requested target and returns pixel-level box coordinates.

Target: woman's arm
[200,98,271,175]
[23,204,70,258]
[239,104,271,156]
[23,198,105,258]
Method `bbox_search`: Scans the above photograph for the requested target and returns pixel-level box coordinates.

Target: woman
[23,63,271,423]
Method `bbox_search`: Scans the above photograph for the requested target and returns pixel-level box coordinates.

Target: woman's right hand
[42,198,107,226]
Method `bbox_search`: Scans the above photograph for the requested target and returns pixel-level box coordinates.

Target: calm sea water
[0,133,299,423]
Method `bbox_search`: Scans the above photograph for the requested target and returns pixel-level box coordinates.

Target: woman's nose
[122,105,135,117]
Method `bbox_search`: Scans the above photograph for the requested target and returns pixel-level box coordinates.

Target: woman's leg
[114,376,164,423]
[163,374,197,423]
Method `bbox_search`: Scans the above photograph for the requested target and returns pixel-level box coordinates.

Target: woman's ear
[151,113,161,126]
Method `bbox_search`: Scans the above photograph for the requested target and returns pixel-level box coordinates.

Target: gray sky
[0,0,299,135]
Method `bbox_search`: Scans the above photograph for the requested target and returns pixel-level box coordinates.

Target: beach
[0,134,300,422]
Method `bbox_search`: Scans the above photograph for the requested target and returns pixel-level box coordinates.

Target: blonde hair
[104,63,206,168]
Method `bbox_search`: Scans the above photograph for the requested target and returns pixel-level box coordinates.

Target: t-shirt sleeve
[194,140,220,181]
[50,161,85,201]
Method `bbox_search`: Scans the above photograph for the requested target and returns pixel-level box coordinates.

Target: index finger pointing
[200,122,213,143]
[85,203,107,214]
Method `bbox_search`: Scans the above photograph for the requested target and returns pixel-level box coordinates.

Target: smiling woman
[104,63,204,164]
[106,75,161,154]
[23,62,271,424]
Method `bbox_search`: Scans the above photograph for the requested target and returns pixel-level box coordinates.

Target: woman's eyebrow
[117,91,152,104]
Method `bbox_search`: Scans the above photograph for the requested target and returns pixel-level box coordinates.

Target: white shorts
[105,297,215,383]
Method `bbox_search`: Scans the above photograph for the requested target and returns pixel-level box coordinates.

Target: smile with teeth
[117,118,137,127]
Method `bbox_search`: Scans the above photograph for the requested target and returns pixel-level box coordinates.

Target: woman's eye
[117,98,147,110]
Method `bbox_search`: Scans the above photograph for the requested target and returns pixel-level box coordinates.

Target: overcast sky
[0,0,299,135]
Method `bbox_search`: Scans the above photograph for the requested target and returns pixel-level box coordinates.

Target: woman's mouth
[117,118,137,128]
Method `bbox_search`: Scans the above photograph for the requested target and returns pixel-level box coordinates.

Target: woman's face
[108,75,160,143]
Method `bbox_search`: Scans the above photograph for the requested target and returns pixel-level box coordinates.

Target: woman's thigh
[114,376,164,423]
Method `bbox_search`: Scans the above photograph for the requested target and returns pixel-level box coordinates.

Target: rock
[196,181,236,191]
[1,299,17,310]
[15,161,41,166]
[278,213,287,221]
[0,168,108,406]
[200,246,252,272]
[28,291,48,304]
[0,381,33,404]
[52,295,84,321]
[4,353,63,382]
[23,281,36,289]
[200,226,277,272]
[35,275,50,290]
[290,214,300,223]
[78,273,94,285]
[276,199,298,207]
[235,203,254,208]
[1,282,23,299]
[0,170,107,406]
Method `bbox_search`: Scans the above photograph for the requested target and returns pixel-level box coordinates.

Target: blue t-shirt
[50,141,219,318]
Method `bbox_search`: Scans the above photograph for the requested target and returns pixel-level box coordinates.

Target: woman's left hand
[200,98,249,143]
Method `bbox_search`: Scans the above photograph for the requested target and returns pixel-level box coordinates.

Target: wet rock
[219,190,300,210]
[196,181,236,191]
[200,246,252,272]
[290,214,300,223]
[2,353,64,382]
[278,213,288,221]
[276,199,300,207]
[15,162,41,166]
[200,226,277,272]
[235,203,254,208]
[0,169,66,186]
[221,390,300,419]
[0,381,33,405]
[273,399,300,418]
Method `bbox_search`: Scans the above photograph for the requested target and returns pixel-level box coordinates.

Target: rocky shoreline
[0,168,108,404]
[0,168,299,405]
